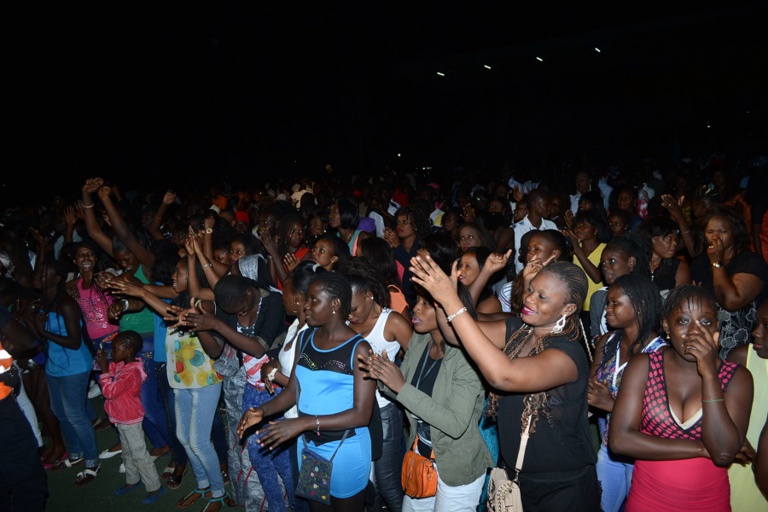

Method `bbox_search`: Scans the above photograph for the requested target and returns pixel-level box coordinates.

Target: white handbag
[487,416,531,512]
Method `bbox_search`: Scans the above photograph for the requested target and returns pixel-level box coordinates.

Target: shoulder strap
[514,415,533,476]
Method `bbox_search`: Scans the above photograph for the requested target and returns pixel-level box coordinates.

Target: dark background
[7,2,768,203]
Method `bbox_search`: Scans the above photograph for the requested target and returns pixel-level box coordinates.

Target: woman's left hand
[410,254,458,305]
[362,349,405,393]
[257,418,303,450]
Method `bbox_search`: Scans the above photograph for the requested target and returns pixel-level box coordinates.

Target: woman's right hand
[237,407,264,439]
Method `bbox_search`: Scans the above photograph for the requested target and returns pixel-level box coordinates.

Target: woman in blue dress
[237,271,377,511]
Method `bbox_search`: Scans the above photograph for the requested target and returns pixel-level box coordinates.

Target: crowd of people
[1,153,768,511]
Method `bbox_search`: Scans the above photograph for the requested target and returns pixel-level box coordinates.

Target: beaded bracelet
[446,307,468,323]
[315,416,321,436]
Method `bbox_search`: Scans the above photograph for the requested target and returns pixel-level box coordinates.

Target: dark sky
[11,2,768,199]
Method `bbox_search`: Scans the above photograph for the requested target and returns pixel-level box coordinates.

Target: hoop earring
[552,315,567,334]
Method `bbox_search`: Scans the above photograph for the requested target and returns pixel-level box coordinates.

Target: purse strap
[410,436,434,460]
[302,429,350,462]
[513,415,533,477]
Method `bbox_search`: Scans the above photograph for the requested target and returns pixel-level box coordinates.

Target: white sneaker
[87,381,102,399]
[119,462,125,474]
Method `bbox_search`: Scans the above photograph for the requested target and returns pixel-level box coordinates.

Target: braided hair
[608,273,662,359]
[487,261,587,436]
[311,271,353,319]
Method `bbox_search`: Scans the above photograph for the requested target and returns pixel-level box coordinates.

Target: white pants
[16,376,42,447]
[402,464,485,512]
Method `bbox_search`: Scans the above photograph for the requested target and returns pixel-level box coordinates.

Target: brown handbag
[401,437,438,498]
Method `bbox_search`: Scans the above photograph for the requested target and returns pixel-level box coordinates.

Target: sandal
[161,463,175,479]
[74,465,101,487]
[201,493,236,512]
[52,454,83,472]
[167,466,188,490]
[44,451,70,471]
[176,486,210,508]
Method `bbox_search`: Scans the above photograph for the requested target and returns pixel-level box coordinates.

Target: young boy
[97,330,165,505]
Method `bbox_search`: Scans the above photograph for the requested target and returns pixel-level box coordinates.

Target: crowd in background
[2,151,768,511]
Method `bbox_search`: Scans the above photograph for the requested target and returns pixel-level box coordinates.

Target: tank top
[75,279,118,340]
[363,309,402,408]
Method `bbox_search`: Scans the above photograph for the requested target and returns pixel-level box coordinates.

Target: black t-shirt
[497,323,596,474]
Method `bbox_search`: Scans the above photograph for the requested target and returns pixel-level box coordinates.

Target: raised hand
[484,250,513,275]
[660,193,685,221]
[162,190,177,206]
[82,178,104,195]
[409,253,459,305]
[63,205,78,227]
[283,253,300,272]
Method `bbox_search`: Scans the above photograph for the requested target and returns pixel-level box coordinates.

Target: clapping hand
[358,349,405,393]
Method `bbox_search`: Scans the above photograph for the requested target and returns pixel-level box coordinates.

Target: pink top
[100,359,146,425]
[75,279,119,340]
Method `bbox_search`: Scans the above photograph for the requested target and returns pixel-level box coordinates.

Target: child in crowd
[97,330,165,506]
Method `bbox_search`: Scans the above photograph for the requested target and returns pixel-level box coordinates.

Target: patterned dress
[626,351,737,511]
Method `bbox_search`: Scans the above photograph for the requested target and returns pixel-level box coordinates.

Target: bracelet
[267,367,278,381]
[315,416,320,436]
[82,203,95,209]
[121,298,129,312]
[202,262,213,268]
[680,230,691,235]
[446,307,468,323]
[702,398,724,403]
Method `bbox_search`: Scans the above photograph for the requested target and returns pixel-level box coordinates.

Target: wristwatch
[711,261,723,268]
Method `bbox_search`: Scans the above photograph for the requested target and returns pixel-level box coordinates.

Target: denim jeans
[155,362,186,466]
[371,402,404,512]
[140,353,169,450]
[174,383,225,498]
[47,371,99,467]
[243,384,293,512]
[596,442,633,512]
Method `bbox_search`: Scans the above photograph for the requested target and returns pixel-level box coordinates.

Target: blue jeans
[47,371,99,468]
[243,384,293,512]
[596,442,633,512]
[155,362,186,465]
[159,365,228,467]
[371,402,404,512]
[174,383,225,498]
[140,353,169,450]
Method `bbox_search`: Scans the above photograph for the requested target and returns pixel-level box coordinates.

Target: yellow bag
[401,438,438,498]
